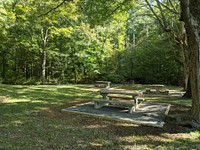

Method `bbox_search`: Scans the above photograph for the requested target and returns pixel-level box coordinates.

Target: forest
[0,0,183,86]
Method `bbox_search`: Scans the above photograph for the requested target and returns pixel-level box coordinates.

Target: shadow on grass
[0,84,98,104]
[30,105,200,149]
[2,102,198,150]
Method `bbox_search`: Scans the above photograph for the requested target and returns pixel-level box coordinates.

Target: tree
[180,0,200,128]
[144,0,191,97]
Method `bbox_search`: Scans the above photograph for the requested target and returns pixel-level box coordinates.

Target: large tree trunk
[179,22,191,97]
[180,0,200,128]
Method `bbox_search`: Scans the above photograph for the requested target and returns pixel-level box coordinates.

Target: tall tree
[180,0,200,128]
[144,0,191,97]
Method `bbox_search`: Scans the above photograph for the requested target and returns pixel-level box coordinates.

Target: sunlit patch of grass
[120,133,200,150]
[89,142,103,147]
[190,131,200,138]
[115,122,140,127]
[2,98,31,103]
[11,120,24,126]
[85,124,108,129]
[0,96,8,103]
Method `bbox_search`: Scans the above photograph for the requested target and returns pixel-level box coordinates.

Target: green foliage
[132,36,183,85]
[79,0,133,26]
[0,0,184,85]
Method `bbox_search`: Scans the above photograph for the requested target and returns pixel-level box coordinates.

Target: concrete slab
[62,102,171,128]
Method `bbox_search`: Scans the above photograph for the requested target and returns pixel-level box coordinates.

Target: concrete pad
[62,102,171,128]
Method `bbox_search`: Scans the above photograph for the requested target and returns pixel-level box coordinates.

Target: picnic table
[145,84,169,94]
[99,89,142,99]
[94,89,144,113]
[95,81,111,88]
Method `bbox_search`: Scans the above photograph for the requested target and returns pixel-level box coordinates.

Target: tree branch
[144,0,165,30]
[126,13,154,22]
[155,0,168,28]
[103,0,131,21]
[169,0,178,14]
[38,0,73,17]
[159,1,179,14]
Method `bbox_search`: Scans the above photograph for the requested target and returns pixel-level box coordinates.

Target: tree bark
[41,50,46,85]
[180,26,191,97]
[182,77,192,98]
[1,54,6,79]
[41,27,48,85]
[180,0,200,128]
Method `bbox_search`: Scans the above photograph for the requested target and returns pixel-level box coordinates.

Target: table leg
[132,96,139,111]
[155,87,159,93]
[107,83,110,88]
[135,99,138,110]
[100,93,108,99]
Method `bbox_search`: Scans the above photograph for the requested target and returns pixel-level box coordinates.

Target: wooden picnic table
[99,89,142,99]
[146,84,169,94]
[149,84,165,92]
[93,89,144,113]
[95,81,111,88]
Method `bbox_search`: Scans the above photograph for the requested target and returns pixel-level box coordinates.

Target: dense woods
[0,0,183,85]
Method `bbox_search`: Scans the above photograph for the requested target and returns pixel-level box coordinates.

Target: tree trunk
[74,67,77,84]
[1,54,6,79]
[41,50,46,85]
[179,22,191,92]
[182,77,192,98]
[180,0,200,128]
[41,27,48,85]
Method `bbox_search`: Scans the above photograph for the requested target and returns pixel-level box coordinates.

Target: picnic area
[1,0,200,149]
[1,84,200,149]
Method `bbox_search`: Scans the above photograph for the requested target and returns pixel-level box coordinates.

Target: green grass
[122,84,191,106]
[0,84,200,150]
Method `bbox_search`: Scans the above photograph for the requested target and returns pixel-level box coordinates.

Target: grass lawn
[0,84,200,150]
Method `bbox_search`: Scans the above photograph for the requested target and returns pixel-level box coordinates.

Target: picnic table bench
[95,81,111,88]
[94,89,144,113]
[94,99,138,113]
[107,95,145,101]
[145,84,169,94]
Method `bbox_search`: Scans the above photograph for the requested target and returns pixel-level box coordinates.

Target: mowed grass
[0,84,200,150]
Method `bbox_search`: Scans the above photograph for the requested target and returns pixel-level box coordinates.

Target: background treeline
[0,0,183,85]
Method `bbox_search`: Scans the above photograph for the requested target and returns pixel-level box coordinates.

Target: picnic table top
[96,81,111,83]
[149,84,165,88]
[99,89,142,96]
